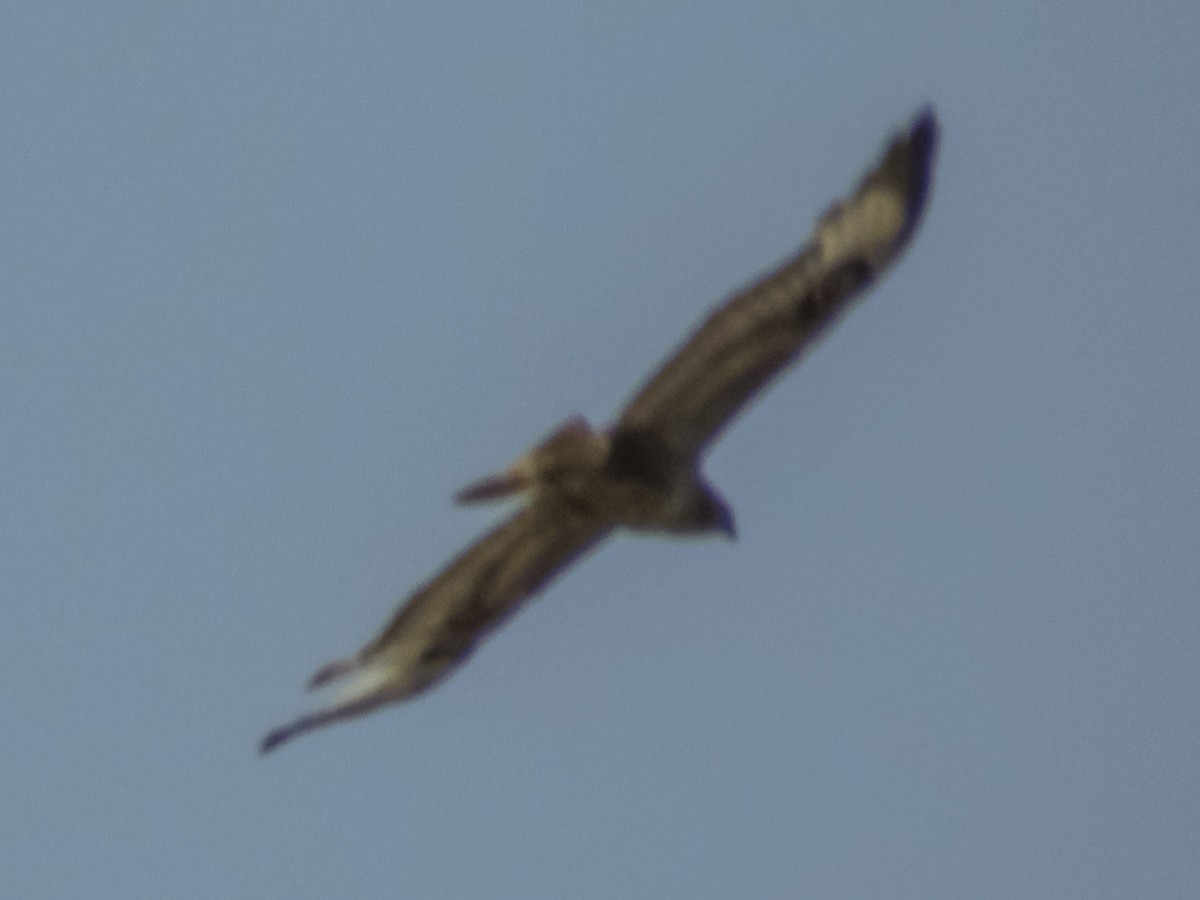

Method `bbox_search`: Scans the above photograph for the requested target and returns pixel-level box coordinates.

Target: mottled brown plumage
[260,108,938,754]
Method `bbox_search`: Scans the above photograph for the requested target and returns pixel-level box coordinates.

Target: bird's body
[261,108,939,754]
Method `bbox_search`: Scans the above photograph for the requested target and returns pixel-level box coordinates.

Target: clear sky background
[4,3,1198,898]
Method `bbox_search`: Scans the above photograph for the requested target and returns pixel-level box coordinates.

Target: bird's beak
[717,507,737,541]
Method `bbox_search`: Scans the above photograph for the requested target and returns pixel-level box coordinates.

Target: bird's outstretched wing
[261,108,939,754]
[617,109,938,459]
[260,501,610,753]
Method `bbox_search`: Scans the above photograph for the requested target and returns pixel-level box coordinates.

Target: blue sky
[3,3,1198,898]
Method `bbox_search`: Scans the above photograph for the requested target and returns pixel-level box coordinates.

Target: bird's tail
[454,415,604,504]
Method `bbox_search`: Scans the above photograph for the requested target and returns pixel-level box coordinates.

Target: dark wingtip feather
[259,723,297,755]
[259,692,397,755]
[258,657,366,754]
[258,709,347,755]
[894,106,939,240]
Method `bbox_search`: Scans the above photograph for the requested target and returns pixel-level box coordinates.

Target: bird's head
[696,485,737,541]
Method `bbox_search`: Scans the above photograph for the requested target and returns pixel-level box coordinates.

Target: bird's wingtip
[258,708,343,755]
[877,104,940,245]
[911,104,937,134]
[906,106,939,171]
[259,724,295,755]
[259,683,401,756]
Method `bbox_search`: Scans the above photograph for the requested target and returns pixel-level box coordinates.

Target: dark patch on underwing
[605,427,677,490]
[795,258,873,329]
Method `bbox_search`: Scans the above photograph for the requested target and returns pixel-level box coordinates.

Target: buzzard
[261,108,938,753]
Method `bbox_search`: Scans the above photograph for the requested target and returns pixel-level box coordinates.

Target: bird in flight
[261,108,939,754]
